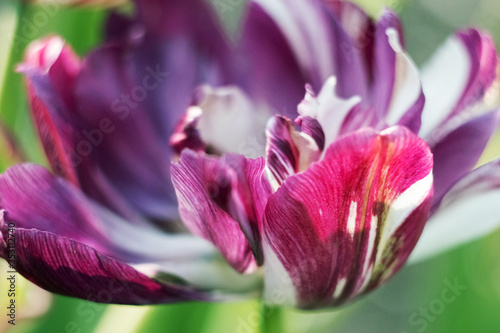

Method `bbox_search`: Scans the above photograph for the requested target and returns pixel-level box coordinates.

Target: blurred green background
[0,0,499,332]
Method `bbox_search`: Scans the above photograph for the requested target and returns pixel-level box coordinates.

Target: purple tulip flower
[1,0,500,308]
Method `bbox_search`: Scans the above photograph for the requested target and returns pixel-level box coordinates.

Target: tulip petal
[18,36,81,187]
[0,163,113,255]
[171,150,270,273]
[326,0,376,77]
[409,158,500,263]
[371,9,403,116]
[265,116,322,190]
[262,126,433,308]
[238,2,307,118]
[298,77,362,148]
[383,28,424,133]
[0,164,216,263]
[169,105,206,155]
[186,86,270,156]
[372,16,424,133]
[250,0,336,87]
[431,110,500,206]
[134,257,262,295]
[419,29,498,138]
[0,221,210,305]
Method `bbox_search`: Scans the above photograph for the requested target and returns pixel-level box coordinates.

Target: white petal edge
[418,35,471,139]
[133,259,262,294]
[374,170,433,268]
[262,240,297,306]
[196,85,270,156]
[299,76,361,150]
[408,188,500,264]
[384,28,423,127]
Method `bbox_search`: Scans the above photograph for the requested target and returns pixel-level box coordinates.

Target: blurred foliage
[0,0,499,332]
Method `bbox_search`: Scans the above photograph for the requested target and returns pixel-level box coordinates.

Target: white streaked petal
[375,171,434,266]
[410,190,500,263]
[347,201,357,238]
[384,28,423,126]
[409,159,500,264]
[94,203,217,262]
[419,35,471,138]
[133,258,262,294]
[196,85,270,156]
[262,241,297,306]
[333,277,347,299]
[298,76,361,149]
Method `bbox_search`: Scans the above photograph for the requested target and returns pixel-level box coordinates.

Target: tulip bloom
[1,0,500,308]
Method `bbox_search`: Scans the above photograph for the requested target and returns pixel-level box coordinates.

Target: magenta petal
[223,154,273,264]
[18,36,81,186]
[169,106,206,155]
[0,223,210,305]
[171,150,269,273]
[263,126,433,308]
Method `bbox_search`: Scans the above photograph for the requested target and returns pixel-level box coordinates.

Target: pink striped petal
[262,126,433,308]
[171,150,270,273]
[265,116,322,190]
[18,36,81,186]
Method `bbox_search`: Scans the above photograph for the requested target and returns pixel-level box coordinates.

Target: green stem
[260,302,284,333]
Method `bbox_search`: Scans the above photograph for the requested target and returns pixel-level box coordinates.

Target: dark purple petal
[430,110,500,208]
[371,9,403,117]
[0,221,210,305]
[326,0,376,83]
[237,2,307,118]
[73,45,181,223]
[171,150,269,273]
[0,163,114,255]
[410,158,500,263]
[0,164,215,264]
[322,3,371,100]
[263,126,433,308]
